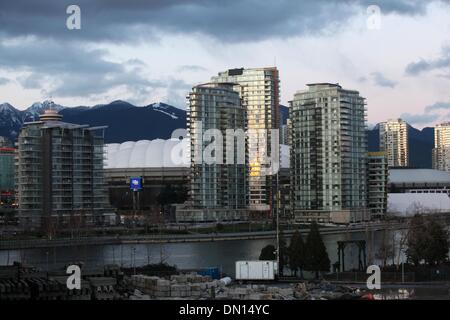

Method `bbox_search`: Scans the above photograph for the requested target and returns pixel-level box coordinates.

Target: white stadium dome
[105,139,190,169]
[105,139,290,169]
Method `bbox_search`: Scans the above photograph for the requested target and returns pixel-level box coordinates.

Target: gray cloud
[358,0,429,15]
[371,72,397,88]
[0,77,11,86]
[17,74,47,90]
[406,47,450,75]
[0,0,438,44]
[400,112,440,125]
[125,59,147,67]
[357,76,367,83]
[0,41,121,75]
[424,102,450,113]
[0,39,189,102]
[405,59,432,75]
[177,65,208,73]
[400,101,450,126]
[168,78,193,105]
[0,0,444,103]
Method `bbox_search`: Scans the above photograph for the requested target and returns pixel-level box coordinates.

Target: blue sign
[130,177,142,191]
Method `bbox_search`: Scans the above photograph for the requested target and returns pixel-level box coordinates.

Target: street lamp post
[133,247,137,275]
[402,260,405,283]
[46,251,49,277]
[275,173,280,279]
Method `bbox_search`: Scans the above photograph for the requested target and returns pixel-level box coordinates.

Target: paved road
[0,222,406,250]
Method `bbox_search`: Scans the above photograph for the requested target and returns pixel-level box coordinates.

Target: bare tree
[395,228,409,267]
[376,228,394,267]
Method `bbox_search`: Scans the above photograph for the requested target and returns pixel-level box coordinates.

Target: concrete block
[156,279,170,287]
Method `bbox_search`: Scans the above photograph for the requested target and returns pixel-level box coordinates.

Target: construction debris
[128,273,225,299]
[0,263,366,301]
[126,274,363,300]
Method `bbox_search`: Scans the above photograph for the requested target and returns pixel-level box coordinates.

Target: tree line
[406,215,448,266]
[259,222,330,279]
[260,215,449,279]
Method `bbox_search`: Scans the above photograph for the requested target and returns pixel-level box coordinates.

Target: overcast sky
[0,0,450,128]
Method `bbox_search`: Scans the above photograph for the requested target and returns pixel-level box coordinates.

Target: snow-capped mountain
[0,103,22,124]
[0,103,23,138]
[148,102,185,120]
[0,100,187,143]
[0,100,434,168]
[23,100,65,122]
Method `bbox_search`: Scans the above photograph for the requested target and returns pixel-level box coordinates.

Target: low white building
[387,193,450,217]
[388,168,450,195]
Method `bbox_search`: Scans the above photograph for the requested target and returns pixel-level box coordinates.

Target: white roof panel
[105,140,289,169]
[388,193,450,216]
[105,139,189,169]
[280,144,290,169]
[389,169,450,184]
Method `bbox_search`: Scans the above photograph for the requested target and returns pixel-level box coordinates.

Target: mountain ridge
[368,124,434,168]
[0,101,434,168]
[0,100,186,143]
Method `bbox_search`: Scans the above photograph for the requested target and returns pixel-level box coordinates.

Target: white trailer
[235,261,278,281]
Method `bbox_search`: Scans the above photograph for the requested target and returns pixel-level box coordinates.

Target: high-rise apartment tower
[16,109,113,234]
[379,119,409,167]
[290,83,368,223]
[211,67,280,218]
[433,122,450,172]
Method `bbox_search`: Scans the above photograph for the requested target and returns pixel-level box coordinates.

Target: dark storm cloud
[0,0,437,44]
[357,0,429,15]
[0,41,120,75]
[0,0,442,101]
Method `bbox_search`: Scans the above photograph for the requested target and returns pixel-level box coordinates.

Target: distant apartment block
[367,152,388,219]
[433,122,450,172]
[280,119,291,146]
[0,136,12,147]
[16,109,114,234]
[211,67,280,218]
[379,119,409,167]
[177,83,248,222]
[290,83,368,224]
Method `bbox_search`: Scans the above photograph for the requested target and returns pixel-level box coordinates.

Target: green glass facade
[0,147,15,191]
[188,83,247,209]
[290,83,368,223]
[211,67,280,215]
